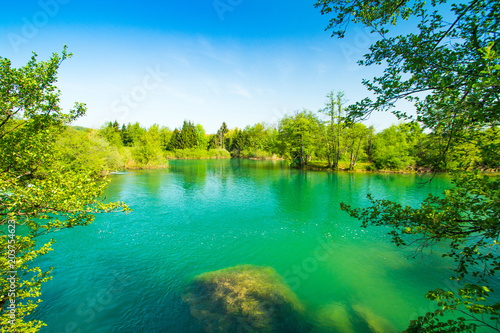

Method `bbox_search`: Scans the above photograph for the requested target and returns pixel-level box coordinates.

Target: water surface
[34,159,482,332]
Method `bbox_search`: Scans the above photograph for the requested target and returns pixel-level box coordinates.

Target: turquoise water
[32,159,486,332]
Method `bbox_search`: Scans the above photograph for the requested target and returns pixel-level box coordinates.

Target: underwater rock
[313,302,355,333]
[352,304,397,333]
[183,265,311,333]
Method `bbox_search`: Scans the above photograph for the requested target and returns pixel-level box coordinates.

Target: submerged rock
[183,265,311,333]
[352,304,397,333]
[313,302,355,333]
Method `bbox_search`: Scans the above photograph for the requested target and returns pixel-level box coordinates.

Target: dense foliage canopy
[315,0,500,331]
[0,48,128,332]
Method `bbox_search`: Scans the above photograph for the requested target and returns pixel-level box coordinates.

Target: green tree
[230,123,276,158]
[99,121,123,147]
[417,128,481,171]
[246,123,266,150]
[121,123,133,146]
[372,123,422,170]
[248,123,277,154]
[265,125,280,155]
[195,124,208,149]
[319,91,347,169]
[133,124,165,166]
[54,127,125,176]
[207,134,219,150]
[168,128,181,150]
[478,127,500,170]
[179,120,197,149]
[316,0,500,331]
[345,122,368,170]
[365,125,375,162]
[230,128,247,156]
[223,128,236,153]
[278,110,322,167]
[159,126,172,151]
[126,122,146,146]
[0,48,128,332]
[218,122,229,149]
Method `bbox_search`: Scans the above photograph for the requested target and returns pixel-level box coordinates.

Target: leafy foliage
[99,121,123,147]
[218,122,229,149]
[97,122,169,169]
[319,91,347,169]
[372,123,422,170]
[316,0,500,146]
[132,124,165,166]
[341,173,500,331]
[277,110,323,167]
[0,48,128,332]
[230,123,278,159]
[54,127,125,175]
[316,0,500,330]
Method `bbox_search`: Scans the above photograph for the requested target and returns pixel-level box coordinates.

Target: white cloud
[230,84,252,99]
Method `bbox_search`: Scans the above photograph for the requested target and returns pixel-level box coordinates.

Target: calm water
[31,159,488,332]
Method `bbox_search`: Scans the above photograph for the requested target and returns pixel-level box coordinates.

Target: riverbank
[300,161,499,174]
[117,155,499,175]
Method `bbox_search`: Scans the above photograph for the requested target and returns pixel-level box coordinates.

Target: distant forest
[65,93,499,174]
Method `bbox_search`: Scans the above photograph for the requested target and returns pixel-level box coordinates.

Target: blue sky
[0,0,402,133]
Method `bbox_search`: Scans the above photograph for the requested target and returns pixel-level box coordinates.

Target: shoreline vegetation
[74,118,498,175]
[82,105,498,176]
[120,157,499,174]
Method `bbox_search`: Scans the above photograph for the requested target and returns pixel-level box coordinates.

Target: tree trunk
[300,134,305,167]
[368,127,374,161]
[326,143,332,168]
[350,152,354,170]
[335,101,342,170]
[354,138,362,167]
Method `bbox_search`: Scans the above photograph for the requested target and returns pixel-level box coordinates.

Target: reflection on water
[32,159,496,332]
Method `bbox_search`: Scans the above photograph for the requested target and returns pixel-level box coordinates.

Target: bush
[165,148,230,159]
[240,148,274,159]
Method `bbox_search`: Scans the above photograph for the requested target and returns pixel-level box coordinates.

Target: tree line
[93,98,499,172]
